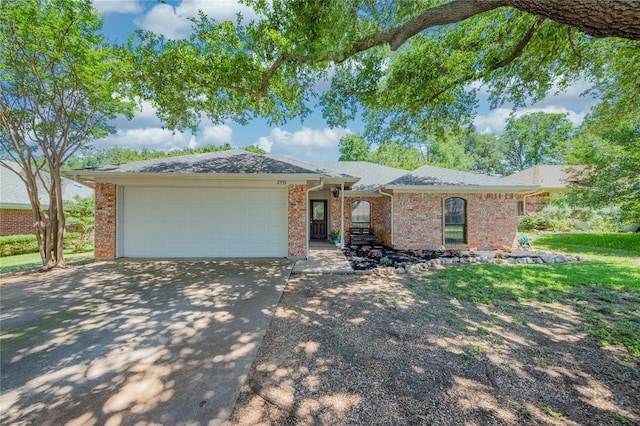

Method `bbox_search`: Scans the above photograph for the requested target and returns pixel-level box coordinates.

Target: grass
[0,251,94,274]
[422,233,640,356]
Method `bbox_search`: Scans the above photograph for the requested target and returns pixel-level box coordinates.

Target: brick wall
[0,208,34,236]
[95,183,116,259]
[288,184,307,257]
[522,192,550,213]
[331,196,389,245]
[393,192,518,250]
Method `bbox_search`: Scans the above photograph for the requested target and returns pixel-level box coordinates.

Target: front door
[310,200,327,239]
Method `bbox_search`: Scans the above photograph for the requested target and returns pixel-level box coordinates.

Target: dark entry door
[311,200,327,239]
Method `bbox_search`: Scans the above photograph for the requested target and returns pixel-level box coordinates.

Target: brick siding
[522,192,550,214]
[95,183,116,259]
[288,184,307,257]
[393,192,518,250]
[332,196,390,246]
[0,208,34,236]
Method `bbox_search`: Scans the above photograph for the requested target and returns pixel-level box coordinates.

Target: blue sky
[92,0,599,162]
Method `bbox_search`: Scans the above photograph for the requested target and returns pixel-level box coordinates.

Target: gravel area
[230,273,640,425]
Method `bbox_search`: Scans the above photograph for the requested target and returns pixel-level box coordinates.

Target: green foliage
[1,0,136,268]
[0,232,86,257]
[338,134,370,162]
[0,234,39,257]
[64,196,95,253]
[568,121,640,224]
[122,0,640,143]
[500,112,574,174]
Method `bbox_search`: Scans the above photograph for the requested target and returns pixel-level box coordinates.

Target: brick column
[288,184,307,258]
[95,183,116,259]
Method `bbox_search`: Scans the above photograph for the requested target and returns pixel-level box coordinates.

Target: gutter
[378,188,394,247]
[522,191,545,213]
[306,178,325,258]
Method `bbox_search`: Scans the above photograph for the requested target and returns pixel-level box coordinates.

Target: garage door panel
[122,187,288,257]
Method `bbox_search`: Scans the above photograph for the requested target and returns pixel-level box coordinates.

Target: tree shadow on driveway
[1,259,292,426]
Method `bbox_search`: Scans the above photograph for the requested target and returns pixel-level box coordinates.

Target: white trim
[306,179,325,258]
[386,185,538,193]
[116,186,124,257]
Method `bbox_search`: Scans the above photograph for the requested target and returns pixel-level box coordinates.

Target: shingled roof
[385,165,537,191]
[1,161,93,209]
[506,165,586,190]
[65,149,537,192]
[313,162,407,191]
[78,149,331,176]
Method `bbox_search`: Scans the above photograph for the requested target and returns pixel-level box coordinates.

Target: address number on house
[276,180,287,185]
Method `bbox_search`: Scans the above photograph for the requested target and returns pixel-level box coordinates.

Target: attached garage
[120,186,288,258]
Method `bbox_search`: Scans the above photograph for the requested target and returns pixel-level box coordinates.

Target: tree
[567,99,640,224]
[126,1,639,137]
[64,195,95,253]
[499,112,574,174]
[338,134,371,162]
[461,131,505,176]
[0,0,135,269]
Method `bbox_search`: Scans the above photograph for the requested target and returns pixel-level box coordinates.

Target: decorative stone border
[372,251,584,275]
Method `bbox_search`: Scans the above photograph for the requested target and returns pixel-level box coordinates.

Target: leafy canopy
[125,0,639,141]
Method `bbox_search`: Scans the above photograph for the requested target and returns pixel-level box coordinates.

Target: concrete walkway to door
[0,259,292,426]
[292,240,355,274]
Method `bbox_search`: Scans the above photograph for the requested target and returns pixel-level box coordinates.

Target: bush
[0,234,39,256]
[0,232,90,257]
[518,212,552,231]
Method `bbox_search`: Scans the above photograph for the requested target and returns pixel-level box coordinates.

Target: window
[351,201,370,227]
[444,197,466,244]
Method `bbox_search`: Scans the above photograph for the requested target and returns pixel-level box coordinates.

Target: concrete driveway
[0,259,292,426]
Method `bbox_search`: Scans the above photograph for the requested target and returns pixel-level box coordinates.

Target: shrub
[0,232,90,257]
[0,234,39,257]
[518,212,551,231]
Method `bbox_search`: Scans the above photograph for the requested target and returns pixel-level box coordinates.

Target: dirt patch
[230,273,640,425]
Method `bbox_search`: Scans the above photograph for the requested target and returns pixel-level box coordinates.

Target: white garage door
[121,187,288,258]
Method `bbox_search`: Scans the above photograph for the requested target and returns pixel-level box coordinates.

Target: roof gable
[81,149,324,175]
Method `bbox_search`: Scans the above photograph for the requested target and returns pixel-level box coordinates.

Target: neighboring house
[64,149,537,259]
[506,165,586,214]
[0,161,94,236]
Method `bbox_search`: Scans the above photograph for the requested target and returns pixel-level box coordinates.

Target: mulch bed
[343,246,470,271]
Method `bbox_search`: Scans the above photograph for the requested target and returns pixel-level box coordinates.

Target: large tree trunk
[364,0,640,54]
[505,0,640,40]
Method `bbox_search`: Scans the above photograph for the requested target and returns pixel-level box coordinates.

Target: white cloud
[93,0,142,15]
[473,108,512,135]
[134,0,258,39]
[474,105,588,135]
[256,127,350,161]
[473,80,597,135]
[201,125,233,145]
[94,128,196,151]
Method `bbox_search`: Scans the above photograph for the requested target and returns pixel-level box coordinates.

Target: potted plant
[332,187,340,197]
[329,230,341,244]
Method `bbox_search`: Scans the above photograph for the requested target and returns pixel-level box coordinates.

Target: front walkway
[292,240,354,274]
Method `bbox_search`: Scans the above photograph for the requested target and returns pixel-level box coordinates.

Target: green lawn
[0,251,94,274]
[423,233,640,356]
